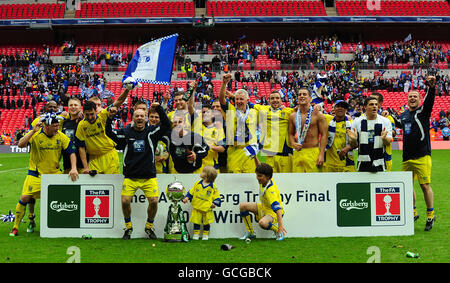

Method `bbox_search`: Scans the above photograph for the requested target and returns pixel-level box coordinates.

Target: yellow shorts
[227,146,256,173]
[121,178,159,198]
[189,208,215,225]
[292,147,320,173]
[265,155,292,173]
[21,175,42,199]
[402,155,432,185]
[89,150,120,174]
[256,203,279,224]
[323,164,356,173]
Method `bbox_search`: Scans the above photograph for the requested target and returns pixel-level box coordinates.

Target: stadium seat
[336,0,450,16]
[75,1,195,18]
[0,2,65,19]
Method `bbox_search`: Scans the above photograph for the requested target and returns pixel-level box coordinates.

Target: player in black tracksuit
[105,104,171,239]
[169,113,209,173]
[394,76,436,231]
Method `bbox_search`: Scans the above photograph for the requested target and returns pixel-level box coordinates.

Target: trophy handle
[164,203,174,234]
[177,204,190,242]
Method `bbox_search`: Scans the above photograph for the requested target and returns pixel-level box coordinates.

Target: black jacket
[106,105,171,178]
[396,86,435,161]
[169,130,209,173]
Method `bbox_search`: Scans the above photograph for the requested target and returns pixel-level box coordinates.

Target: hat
[334,100,349,109]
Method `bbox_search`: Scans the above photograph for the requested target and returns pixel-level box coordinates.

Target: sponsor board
[40,172,413,238]
[337,182,405,227]
[47,184,114,229]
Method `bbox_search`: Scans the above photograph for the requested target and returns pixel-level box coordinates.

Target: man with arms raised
[75,82,133,175]
[219,74,259,173]
[398,76,437,231]
[106,102,171,240]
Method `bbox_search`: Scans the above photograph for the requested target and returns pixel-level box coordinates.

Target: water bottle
[406,251,419,258]
[182,83,195,101]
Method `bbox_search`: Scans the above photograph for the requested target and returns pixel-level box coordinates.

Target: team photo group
[7,31,438,242]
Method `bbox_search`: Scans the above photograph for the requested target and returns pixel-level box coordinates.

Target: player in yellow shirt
[28,100,67,230]
[183,166,221,240]
[323,100,356,172]
[201,104,226,172]
[253,91,294,173]
[238,163,286,241]
[75,87,130,174]
[219,74,259,173]
[165,82,197,132]
[31,100,60,127]
[9,113,79,237]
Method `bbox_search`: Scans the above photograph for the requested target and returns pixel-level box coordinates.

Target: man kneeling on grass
[238,163,287,241]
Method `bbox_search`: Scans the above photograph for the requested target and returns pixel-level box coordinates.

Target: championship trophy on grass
[163,178,190,242]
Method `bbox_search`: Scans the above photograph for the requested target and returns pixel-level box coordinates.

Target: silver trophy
[163,178,189,242]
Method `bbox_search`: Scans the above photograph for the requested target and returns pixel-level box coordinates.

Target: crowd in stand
[353,40,450,68]
[1,36,450,145]
[210,35,343,67]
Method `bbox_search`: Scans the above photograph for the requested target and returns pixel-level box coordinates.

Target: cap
[334,100,349,109]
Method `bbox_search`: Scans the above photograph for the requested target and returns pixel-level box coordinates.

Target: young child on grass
[183,166,221,240]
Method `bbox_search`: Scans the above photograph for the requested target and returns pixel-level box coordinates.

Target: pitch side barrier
[1,17,450,27]
[40,172,414,239]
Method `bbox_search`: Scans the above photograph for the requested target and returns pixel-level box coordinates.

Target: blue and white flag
[123,34,178,86]
[28,63,38,75]
[278,87,286,99]
[243,143,260,157]
[404,33,412,43]
[1,210,15,223]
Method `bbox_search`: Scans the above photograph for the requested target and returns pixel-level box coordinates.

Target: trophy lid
[166,180,186,202]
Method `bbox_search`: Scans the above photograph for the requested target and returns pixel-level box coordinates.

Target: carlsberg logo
[339,199,369,210]
[50,201,78,212]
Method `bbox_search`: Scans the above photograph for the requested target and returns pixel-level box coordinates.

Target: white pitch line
[0,167,28,173]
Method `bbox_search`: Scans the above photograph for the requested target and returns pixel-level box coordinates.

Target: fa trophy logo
[163,178,190,242]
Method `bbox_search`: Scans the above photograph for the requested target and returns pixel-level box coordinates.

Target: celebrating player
[253,90,295,173]
[323,100,356,172]
[75,86,130,175]
[219,73,259,173]
[238,163,286,241]
[288,88,328,172]
[105,103,171,240]
[9,113,79,237]
[397,76,437,231]
[347,96,393,172]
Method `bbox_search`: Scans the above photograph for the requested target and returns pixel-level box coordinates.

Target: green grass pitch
[0,150,449,263]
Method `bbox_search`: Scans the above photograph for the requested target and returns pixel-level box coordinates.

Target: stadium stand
[206,0,327,17]
[75,1,195,18]
[336,0,450,16]
[0,1,449,141]
[0,2,65,19]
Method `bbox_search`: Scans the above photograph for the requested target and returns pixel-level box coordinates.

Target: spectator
[442,125,450,141]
